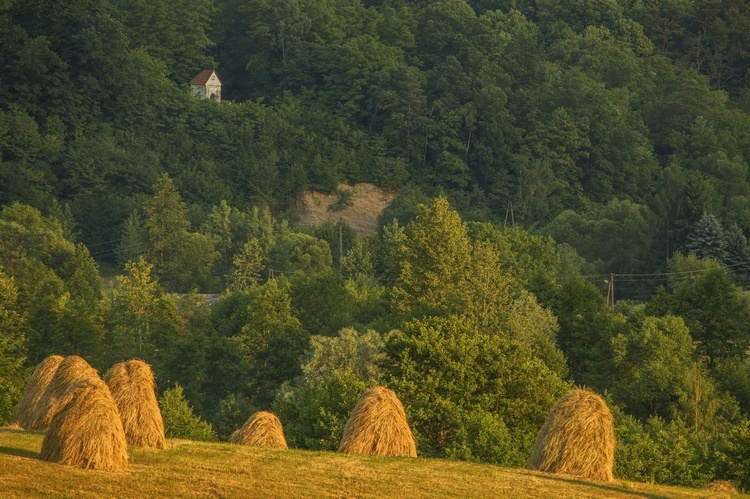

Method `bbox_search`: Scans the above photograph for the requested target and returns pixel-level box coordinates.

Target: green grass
[0,427,741,498]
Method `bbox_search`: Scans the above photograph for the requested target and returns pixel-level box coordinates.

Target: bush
[214,393,256,441]
[614,409,711,487]
[711,419,750,491]
[273,370,367,450]
[444,409,521,466]
[159,383,217,441]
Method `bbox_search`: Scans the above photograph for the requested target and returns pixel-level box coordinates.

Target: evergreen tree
[116,211,148,266]
[686,213,726,262]
[143,173,217,291]
[724,223,750,285]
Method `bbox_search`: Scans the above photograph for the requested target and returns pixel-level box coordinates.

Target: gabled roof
[190,69,222,86]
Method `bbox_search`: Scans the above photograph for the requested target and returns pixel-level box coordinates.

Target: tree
[291,269,353,336]
[270,228,332,275]
[0,268,27,425]
[212,278,310,410]
[143,173,217,291]
[340,237,376,279]
[110,257,158,359]
[116,211,148,266]
[159,383,217,441]
[391,196,472,317]
[301,327,384,385]
[202,200,268,281]
[686,213,727,261]
[313,220,356,268]
[541,277,627,390]
[228,239,264,292]
[385,315,571,464]
[144,173,191,279]
[117,0,215,83]
[271,326,385,450]
[610,315,699,420]
[647,261,750,363]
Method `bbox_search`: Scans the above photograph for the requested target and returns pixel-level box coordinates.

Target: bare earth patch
[298,183,395,237]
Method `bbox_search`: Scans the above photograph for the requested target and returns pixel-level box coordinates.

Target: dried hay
[338,386,417,458]
[12,354,64,428]
[702,480,739,494]
[104,359,166,449]
[27,355,100,430]
[228,411,288,449]
[531,388,615,482]
[40,376,128,470]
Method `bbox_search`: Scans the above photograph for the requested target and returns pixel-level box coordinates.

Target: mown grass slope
[0,427,740,498]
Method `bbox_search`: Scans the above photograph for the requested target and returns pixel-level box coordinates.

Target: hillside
[0,427,734,498]
[298,183,395,237]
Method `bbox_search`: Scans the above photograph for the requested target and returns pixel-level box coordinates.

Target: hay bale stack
[104,360,165,449]
[531,388,615,482]
[702,480,738,494]
[229,411,288,448]
[12,354,64,428]
[338,386,417,458]
[40,376,128,470]
[27,355,100,430]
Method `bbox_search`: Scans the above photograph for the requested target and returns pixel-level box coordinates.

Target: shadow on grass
[532,472,672,499]
[0,446,39,459]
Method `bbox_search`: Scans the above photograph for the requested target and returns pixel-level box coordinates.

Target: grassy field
[0,426,741,498]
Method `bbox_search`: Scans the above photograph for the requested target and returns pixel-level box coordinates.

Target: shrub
[159,383,216,441]
[614,410,711,487]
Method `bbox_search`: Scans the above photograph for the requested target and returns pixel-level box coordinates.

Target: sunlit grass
[0,427,739,498]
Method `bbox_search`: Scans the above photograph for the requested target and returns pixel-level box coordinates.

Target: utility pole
[504,198,515,227]
[606,273,615,309]
[339,217,344,268]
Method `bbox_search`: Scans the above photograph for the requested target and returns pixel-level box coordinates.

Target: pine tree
[686,213,726,262]
[144,173,191,275]
[143,174,217,291]
[117,211,148,266]
[724,223,750,269]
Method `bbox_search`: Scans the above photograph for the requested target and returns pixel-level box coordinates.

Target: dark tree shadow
[531,472,674,499]
[0,446,39,459]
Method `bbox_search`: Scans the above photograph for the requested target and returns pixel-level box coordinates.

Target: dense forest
[3,0,750,489]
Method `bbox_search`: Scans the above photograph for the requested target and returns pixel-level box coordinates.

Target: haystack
[26,355,100,430]
[338,386,417,458]
[40,376,128,470]
[12,354,64,428]
[702,480,739,495]
[531,388,615,482]
[229,411,287,449]
[104,360,165,449]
